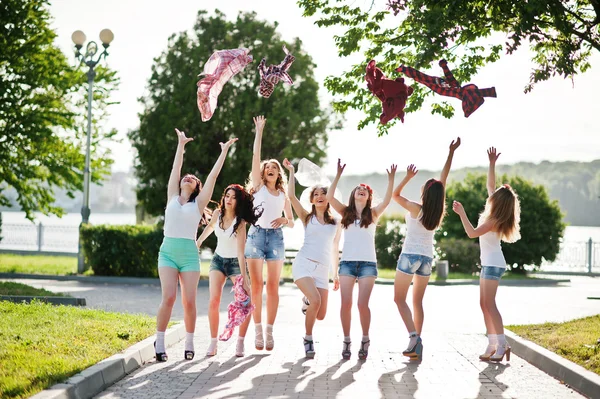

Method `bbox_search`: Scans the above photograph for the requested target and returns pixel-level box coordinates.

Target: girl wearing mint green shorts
[154,127,237,363]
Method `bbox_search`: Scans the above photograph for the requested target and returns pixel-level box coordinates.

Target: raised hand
[452,200,465,215]
[487,147,501,163]
[220,137,238,151]
[336,158,346,176]
[175,128,193,146]
[450,137,461,152]
[406,164,418,179]
[282,158,294,172]
[387,164,398,179]
[253,115,266,133]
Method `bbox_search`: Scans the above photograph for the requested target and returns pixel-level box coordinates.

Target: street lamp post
[72,29,114,273]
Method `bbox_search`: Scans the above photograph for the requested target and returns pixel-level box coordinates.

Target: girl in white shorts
[283,159,341,358]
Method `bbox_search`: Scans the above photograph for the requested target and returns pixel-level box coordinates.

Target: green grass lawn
[0,282,69,297]
[0,254,77,275]
[508,315,600,375]
[0,301,158,399]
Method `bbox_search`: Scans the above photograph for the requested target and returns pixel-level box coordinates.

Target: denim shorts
[244,226,285,261]
[158,237,200,272]
[396,253,433,277]
[338,260,378,279]
[209,254,241,277]
[480,266,505,281]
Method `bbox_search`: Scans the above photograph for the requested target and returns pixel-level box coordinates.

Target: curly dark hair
[218,184,264,236]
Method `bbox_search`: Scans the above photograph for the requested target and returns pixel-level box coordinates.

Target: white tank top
[296,216,338,265]
[402,212,435,258]
[479,231,506,267]
[164,196,201,240]
[341,219,377,262]
[214,216,238,258]
[253,185,286,229]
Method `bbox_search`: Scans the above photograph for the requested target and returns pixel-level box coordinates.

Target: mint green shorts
[158,237,200,272]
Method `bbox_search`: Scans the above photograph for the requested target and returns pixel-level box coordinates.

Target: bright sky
[50,0,600,177]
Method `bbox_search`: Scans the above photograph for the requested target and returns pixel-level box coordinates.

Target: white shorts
[292,255,329,290]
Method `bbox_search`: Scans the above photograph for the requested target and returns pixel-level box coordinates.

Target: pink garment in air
[219,275,255,341]
[197,49,253,122]
[257,45,295,98]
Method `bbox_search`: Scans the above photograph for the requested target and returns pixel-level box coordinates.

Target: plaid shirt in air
[396,60,496,118]
[365,60,413,125]
[197,48,253,122]
[258,46,295,98]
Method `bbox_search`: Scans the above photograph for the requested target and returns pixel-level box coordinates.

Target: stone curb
[0,295,86,306]
[505,329,600,399]
[279,277,570,286]
[0,273,210,287]
[29,323,186,399]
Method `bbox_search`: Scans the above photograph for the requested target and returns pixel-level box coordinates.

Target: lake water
[1,212,599,271]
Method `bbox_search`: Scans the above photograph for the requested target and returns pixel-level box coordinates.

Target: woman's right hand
[452,200,465,215]
[336,158,346,176]
[220,137,238,152]
[406,164,418,179]
[282,158,294,172]
[242,275,251,294]
[253,115,266,133]
[175,128,193,146]
[487,147,501,163]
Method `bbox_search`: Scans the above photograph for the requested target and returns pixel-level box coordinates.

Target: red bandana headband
[359,183,373,194]
[227,184,244,190]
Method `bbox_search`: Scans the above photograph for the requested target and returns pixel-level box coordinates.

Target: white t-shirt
[163,196,201,240]
[479,231,506,267]
[296,215,338,266]
[401,212,435,258]
[253,185,285,229]
[341,220,377,263]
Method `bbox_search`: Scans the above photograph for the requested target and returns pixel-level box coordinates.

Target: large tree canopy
[0,0,118,219]
[130,9,333,218]
[298,0,600,134]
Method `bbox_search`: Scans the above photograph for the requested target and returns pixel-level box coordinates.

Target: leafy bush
[436,238,480,274]
[80,224,164,277]
[375,215,404,269]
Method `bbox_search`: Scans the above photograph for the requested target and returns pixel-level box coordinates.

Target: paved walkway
[6,276,598,398]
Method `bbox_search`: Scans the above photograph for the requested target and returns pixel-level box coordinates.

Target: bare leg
[295,277,322,336]
[156,267,179,331]
[393,270,416,333]
[339,276,355,337]
[356,277,376,337]
[265,260,283,325]
[411,274,430,335]
[208,270,227,338]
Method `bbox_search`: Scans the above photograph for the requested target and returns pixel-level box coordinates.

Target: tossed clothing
[365,59,413,125]
[258,45,295,98]
[396,59,496,118]
[219,275,254,341]
[197,48,253,121]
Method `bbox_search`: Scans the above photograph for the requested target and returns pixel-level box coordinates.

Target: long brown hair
[479,184,521,243]
[420,178,446,230]
[304,186,336,226]
[246,159,287,194]
[218,184,263,236]
[341,184,374,229]
[180,174,211,225]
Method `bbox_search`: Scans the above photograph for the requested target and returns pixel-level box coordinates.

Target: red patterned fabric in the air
[258,45,295,98]
[197,48,253,122]
[396,60,496,118]
[365,60,414,125]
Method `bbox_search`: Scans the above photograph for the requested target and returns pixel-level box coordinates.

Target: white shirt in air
[479,231,506,267]
[164,196,201,240]
[214,215,239,258]
[253,185,285,229]
[401,212,435,258]
[296,216,338,266]
[341,219,377,262]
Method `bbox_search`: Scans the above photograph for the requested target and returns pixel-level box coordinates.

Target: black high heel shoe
[184,350,195,360]
[154,341,168,362]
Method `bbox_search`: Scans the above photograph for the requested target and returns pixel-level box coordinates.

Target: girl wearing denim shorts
[196,184,262,357]
[453,147,521,363]
[246,116,295,352]
[154,128,237,363]
[392,138,461,360]
[283,159,342,359]
[327,158,396,360]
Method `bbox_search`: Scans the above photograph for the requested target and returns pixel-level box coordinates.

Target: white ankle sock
[497,334,506,346]
[344,336,351,343]
[408,331,418,348]
[488,334,498,346]
[207,337,217,354]
[185,332,194,352]
[362,335,369,342]
[266,324,274,334]
[255,323,263,336]
[155,331,166,353]
[305,334,313,341]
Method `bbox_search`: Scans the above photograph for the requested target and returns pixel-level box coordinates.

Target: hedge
[375,215,404,269]
[80,224,164,277]
[436,237,480,274]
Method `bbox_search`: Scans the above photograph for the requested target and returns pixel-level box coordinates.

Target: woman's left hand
[270,217,289,228]
[333,276,340,291]
[242,275,251,294]
[220,137,238,151]
[452,200,465,215]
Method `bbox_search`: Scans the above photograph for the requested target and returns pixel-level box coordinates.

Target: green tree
[298,0,600,134]
[130,10,332,218]
[0,0,118,220]
[375,215,404,268]
[438,173,566,272]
